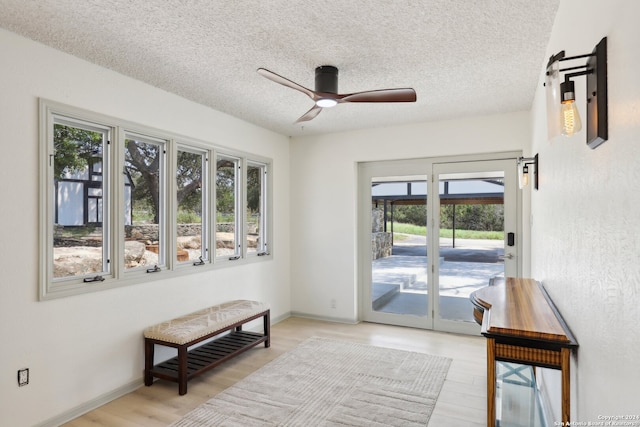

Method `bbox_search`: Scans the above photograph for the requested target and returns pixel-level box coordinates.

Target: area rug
[170,336,452,426]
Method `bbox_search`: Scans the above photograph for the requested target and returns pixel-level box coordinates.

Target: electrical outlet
[330,298,337,309]
[18,368,29,387]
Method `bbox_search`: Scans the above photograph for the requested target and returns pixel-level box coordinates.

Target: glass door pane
[433,160,518,334]
[371,177,429,318]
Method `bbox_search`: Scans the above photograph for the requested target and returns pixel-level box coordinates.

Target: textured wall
[529,0,640,419]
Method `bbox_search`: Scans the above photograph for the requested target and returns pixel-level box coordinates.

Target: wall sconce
[518,154,538,190]
[545,37,608,149]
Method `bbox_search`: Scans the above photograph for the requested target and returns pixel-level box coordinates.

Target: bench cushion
[144,300,269,345]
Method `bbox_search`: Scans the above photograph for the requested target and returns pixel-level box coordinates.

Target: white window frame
[40,103,116,298]
[39,99,273,300]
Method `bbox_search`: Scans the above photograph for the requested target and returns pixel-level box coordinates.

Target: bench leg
[178,345,188,395]
[144,339,154,386]
[264,310,271,348]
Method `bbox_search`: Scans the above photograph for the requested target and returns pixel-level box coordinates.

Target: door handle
[499,253,514,260]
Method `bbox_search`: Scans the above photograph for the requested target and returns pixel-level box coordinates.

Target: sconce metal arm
[547,51,595,74]
[518,156,537,165]
[559,64,590,73]
[559,52,595,63]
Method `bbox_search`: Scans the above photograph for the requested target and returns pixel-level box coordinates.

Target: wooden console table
[470,277,578,426]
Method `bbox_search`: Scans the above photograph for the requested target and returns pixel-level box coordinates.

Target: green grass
[177,210,201,224]
[439,229,504,240]
[386,222,504,240]
[57,225,98,238]
[216,213,235,223]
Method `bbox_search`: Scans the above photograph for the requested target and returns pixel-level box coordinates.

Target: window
[176,147,208,263]
[246,161,268,256]
[40,99,272,299]
[124,133,167,271]
[216,155,240,259]
[43,115,112,293]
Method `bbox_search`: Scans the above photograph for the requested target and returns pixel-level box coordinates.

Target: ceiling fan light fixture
[316,98,338,108]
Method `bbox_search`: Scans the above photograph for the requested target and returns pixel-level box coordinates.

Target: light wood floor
[64,317,487,426]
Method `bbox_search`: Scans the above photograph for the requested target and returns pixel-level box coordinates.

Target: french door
[359,155,520,334]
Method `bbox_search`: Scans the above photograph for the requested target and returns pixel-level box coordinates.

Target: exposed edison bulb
[560,79,582,137]
[519,164,529,189]
[561,100,582,136]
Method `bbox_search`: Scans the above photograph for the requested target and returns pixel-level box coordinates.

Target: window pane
[216,156,238,257]
[177,149,206,262]
[124,136,164,270]
[52,122,108,279]
[246,163,265,254]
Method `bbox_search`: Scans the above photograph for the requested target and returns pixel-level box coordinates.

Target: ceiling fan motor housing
[315,65,338,94]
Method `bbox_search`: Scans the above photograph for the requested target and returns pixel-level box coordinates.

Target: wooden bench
[143,300,270,395]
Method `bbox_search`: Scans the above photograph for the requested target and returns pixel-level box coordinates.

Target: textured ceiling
[0,0,559,137]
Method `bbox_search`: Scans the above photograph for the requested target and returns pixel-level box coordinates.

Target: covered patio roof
[372,179,504,206]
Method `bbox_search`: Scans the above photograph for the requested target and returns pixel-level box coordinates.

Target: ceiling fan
[257,66,417,123]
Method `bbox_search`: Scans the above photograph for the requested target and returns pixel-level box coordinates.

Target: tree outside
[390,203,504,235]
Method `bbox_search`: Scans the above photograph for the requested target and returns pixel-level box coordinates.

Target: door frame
[358,151,523,332]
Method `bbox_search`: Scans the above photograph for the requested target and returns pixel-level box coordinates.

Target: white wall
[529,0,640,420]
[0,29,290,427]
[290,112,530,321]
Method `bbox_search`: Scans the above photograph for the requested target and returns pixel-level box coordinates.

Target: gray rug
[170,336,452,426]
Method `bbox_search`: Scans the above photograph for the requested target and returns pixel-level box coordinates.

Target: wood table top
[471,277,577,345]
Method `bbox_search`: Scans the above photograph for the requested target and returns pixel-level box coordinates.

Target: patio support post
[383,200,388,232]
[452,204,456,248]
[391,201,394,246]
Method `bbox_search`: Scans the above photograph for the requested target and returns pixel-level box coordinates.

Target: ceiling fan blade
[295,105,323,123]
[341,88,417,103]
[257,68,316,100]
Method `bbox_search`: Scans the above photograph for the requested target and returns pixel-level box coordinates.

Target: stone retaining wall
[371,208,384,232]
[371,208,392,259]
[372,232,392,259]
[123,223,257,241]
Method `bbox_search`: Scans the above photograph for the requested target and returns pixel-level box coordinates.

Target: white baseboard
[270,311,291,325]
[34,378,143,427]
[290,311,359,324]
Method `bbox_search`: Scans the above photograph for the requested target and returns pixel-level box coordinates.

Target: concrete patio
[371,235,504,321]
